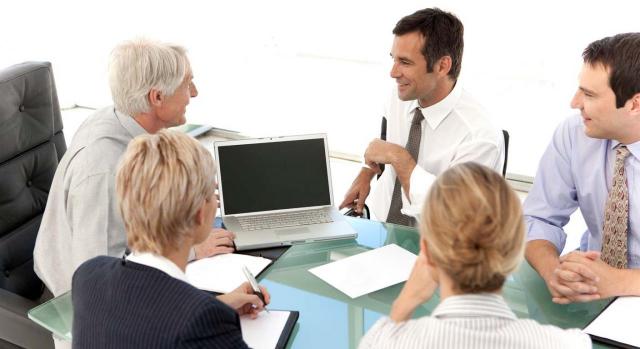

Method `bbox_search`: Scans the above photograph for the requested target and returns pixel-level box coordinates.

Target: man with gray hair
[34,39,236,298]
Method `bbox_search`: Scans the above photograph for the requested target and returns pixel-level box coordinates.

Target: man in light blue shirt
[524,33,640,304]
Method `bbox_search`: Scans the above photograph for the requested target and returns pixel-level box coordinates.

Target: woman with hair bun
[359,163,591,349]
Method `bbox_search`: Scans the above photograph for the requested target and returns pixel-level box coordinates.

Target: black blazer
[72,256,249,349]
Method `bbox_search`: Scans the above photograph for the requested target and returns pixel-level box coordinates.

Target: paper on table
[241,311,291,349]
[583,296,640,347]
[309,244,416,298]
[186,253,271,293]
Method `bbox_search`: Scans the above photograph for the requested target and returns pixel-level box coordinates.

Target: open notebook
[583,296,640,348]
[186,253,272,293]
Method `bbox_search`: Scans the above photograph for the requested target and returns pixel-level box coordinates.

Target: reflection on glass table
[29,217,613,348]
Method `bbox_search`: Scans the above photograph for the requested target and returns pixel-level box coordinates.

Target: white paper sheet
[186,253,271,293]
[308,244,417,298]
[241,310,291,349]
[583,296,640,347]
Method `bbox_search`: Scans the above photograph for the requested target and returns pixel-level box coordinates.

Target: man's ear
[148,88,163,108]
[435,56,452,77]
[627,92,640,116]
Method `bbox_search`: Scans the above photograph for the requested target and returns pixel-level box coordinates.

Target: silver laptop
[214,134,357,250]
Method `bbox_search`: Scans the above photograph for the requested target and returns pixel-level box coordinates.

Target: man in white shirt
[340,8,503,225]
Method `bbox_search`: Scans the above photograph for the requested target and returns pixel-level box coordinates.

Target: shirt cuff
[400,166,436,218]
[525,215,567,253]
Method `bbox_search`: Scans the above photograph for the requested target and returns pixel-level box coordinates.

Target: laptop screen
[217,137,332,215]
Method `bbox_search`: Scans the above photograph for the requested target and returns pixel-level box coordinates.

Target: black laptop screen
[218,138,331,215]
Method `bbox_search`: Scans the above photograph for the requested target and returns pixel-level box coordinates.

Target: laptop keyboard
[238,210,334,231]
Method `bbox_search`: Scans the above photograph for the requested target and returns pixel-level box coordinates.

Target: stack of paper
[583,296,640,347]
[309,244,417,298]
[186,253,272,293]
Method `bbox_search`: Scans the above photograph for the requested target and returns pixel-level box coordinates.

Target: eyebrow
[579,86,597,95]
[390,53,414,63]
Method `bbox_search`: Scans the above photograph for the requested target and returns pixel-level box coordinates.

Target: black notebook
[240,310,298,349]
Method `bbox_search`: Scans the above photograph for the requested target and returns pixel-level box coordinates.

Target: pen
[242,265,269,313]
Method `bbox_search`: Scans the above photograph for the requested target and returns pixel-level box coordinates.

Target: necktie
[386,108,424,226]
[601,145,631,269]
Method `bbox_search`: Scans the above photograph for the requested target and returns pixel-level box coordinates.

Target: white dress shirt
[127,251,189,284]
[368,83,504,221]
[358,293,591,349]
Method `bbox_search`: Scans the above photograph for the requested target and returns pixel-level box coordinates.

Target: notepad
[241,310,298,349]
[583,296,640,348]
[186,253,272,293]
[309,244,417,298]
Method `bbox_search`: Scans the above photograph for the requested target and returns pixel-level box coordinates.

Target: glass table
[29,217,613,348]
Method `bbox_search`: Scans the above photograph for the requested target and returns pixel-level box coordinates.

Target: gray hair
[109,38,190,117]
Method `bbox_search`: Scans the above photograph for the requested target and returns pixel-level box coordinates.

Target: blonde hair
[116,130,215,255]
[421,162,524,293]
[109,38,190,117]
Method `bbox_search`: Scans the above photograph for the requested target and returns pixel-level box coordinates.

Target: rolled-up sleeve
[523,119,578,253]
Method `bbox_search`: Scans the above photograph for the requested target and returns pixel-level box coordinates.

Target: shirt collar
[610,139,640,161]
[126,251,189,283]
[114,107,147,138]
[431,293,517,320]
[408,81,463,130]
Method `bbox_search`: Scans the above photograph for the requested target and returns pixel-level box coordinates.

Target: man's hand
[194,228,236,259]
[552,251,626,303]
[390,248,438,322]
[217,282,271,319]
[364,139,416,196]
[339,167,376,214]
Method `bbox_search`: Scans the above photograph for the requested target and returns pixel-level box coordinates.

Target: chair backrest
[0,62,66,300]
[502,129,510,177]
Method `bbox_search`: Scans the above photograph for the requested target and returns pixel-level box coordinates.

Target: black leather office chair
[0,62,65,348]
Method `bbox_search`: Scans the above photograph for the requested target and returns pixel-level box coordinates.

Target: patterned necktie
[386,108,424,226]
[601,145,631,269]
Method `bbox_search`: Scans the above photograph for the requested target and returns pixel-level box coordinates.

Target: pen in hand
[242,265,269,313]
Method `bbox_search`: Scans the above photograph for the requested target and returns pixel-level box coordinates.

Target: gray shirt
[359,293,591,349]
[34,106,146,296]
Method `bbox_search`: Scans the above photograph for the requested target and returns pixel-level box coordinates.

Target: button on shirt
[358,294,590,349]
[368,83,504,221]
[524,114,640,267]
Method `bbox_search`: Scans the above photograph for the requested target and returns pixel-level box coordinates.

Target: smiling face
[570,63,628,140]
[390,32,447,108]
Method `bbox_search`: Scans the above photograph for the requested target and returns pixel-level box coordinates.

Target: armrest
[0,288,53,348]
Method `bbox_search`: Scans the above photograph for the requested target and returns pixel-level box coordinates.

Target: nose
[570,90,581,109]
[390,62,400,79]
[190,82,199,98]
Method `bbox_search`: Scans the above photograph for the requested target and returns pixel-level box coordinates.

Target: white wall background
[2,0,638,176]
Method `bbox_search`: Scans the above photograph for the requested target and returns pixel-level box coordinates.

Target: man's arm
[339,166,377,214]
[363,139,415,197]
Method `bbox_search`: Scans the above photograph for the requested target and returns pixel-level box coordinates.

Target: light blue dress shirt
[524,114,640,267]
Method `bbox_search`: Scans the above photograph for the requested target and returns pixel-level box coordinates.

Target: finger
[552,297,572,304]
[563,281,597,294]
[339,194,356,209]
[554,268,585,283]
[569,293,601,303]
[584,251,600,260]
[209,246,234,256]
[557,261,599,282]
[259,286,270,304]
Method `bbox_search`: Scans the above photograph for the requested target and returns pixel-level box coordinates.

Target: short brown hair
[421,163,524,293]
[392,8,464,80]
[116,130,215,255]
[583,33,640,108]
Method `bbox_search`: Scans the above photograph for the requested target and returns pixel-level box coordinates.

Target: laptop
[214,134,358,250]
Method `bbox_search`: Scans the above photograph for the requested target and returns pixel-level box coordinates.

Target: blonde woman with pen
[72,130,270,348]
[359,163,591,349]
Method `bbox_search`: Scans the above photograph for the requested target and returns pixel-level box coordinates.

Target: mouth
[397,82,410,90]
